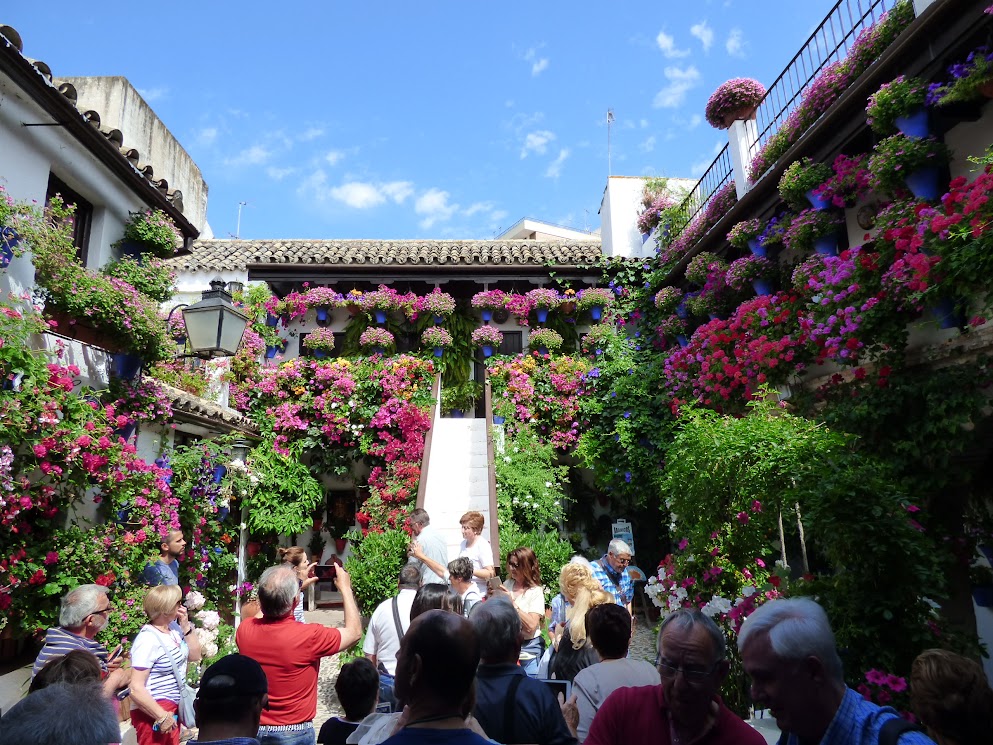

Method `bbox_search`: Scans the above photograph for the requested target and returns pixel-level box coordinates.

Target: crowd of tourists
[1,509,991,745]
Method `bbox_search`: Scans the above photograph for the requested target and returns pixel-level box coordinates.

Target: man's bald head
[394,609,479,707]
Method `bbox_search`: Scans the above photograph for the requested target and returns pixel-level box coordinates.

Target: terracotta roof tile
[169,238,604,273]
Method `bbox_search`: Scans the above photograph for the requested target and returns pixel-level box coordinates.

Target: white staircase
[420,418,492,561]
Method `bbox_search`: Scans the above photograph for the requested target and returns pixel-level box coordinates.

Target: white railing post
[912,0,937,17]
[727,118,759,199]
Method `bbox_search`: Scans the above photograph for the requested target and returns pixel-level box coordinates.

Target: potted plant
[560,288,578,315]
[928,46,993,106]
[358,327,395,354]
[685,252,727,286]
[307,530,327,565]
[576,287,614,321]
[100,255,177,303]
[727,255,776,296]
[581,323,614,355]
[0,186,26,269]
[727,218,765,256]
[811,154,872,209]
[361,285,400,324]
[528,327,563,355]
[790,254,827,294]
[656,314,688,346]
[783,209,845,255]
[116,208,183,259]
[638,190,677,240]
[653,287,682,314]
[305,327,336,358]
[778,158,834,210]
[868,134,952,200]
[866,75,929,137]
[343,289,364,316]
[471,289,507,322]
[304,286,343,325]
[421,326,453,357]
[527,288,561,323]
[705,78,767,129]
[471,325,504,357]
[441,381,482,417]
[421,289,456,323]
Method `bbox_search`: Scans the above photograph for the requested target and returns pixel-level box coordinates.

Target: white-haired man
[589,539,634,614]
[739,598,933,745]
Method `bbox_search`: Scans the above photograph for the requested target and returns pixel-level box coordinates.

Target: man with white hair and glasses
[739,598,932,745]
[581,608,765,745]
[32,583,131,698]
[589,539,635,615]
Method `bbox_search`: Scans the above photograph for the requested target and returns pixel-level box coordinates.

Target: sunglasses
[508,561,519,569]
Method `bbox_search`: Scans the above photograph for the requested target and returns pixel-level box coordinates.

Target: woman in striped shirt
[129,585,202,745]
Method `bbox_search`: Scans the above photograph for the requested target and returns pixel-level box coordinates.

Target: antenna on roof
[606,109,615,178]
[235,201,248,239]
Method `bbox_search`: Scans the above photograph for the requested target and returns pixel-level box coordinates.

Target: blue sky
[7,2,828,240]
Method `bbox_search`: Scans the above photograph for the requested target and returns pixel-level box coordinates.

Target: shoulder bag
[148,625,196,727]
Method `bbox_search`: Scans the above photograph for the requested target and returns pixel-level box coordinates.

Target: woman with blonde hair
[129,584,202,745]
[549,562,613,682]
[910,648,993,745]
[278,545,318,623]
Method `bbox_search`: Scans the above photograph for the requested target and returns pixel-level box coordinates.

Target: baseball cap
[197,654,268,700]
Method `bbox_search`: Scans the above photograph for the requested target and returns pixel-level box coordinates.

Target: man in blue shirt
[589,540,634,614]
[739,598,934,745]
[142,528,185,586]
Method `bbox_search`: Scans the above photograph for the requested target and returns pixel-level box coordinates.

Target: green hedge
[344,529,410,616]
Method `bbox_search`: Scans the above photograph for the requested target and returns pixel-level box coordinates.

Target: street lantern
[181,278,249,358]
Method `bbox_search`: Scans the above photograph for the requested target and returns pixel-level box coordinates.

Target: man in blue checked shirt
[739,598,934,745]
[589,540,634,615]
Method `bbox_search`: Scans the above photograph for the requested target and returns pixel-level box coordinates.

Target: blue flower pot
[895,108,929,139]
[217,506,230,521]
[641,232,651,244]
[590,306,603,321]
[265,345,279,359]
[538,346,549,355]
[676,335,689,348]
[433,315,444,325]
[481,309,493,323]
[929,297,965,330]
[374,309,387,324]
[451,409,464,419]
[905,167,941,201]
[114,422,138,443]
[536,308,549,323]
[433,347,444,358]
[0,227,18,268]
[973,585,993,607]
[119,240,146,260]
[813,234,840,256]
[372,346,385,355]
[266,313,279,327]
[314,349,328,359]
[752,279,774,296]
[675,301,689,320]
[806,189,831,211]
[110,353,143,380]
[212,465,227,484]
[482,345,494,358]
[315,307,330,325]
[747,238,767,257]
[493,415,506,424]
[116,508,132,523]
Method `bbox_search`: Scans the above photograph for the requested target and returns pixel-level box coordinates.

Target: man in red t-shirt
[236,564,362,745]
[579,608,765,745]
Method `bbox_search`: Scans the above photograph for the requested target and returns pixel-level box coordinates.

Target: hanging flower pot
[433,314,444,325]
[904,167,941,201]
[217,506,230,521]
[110,352,143,380]
[265,345,280,359]
[482,344,494,358]
[748,238,767,257]
[433,347,444,358]
[536,308,549,323]
[805,189,832,211]
[265,313,279,327]
[928,297,965,330]
[315,307,331,325]
[314,349,328,359]
[676,300,689,320]
[212,465,227,484]
[538,346,549,355]
[590,306,604,321]
[813,233,840,256]
[451,409,464,418]
[114,421,137,443]
[676,334,689,348]
[561,301,576,316]
[481,309,493,323]
[752,279,774,296]
[118,240,146,261]
[246,541,262,558]
[373,309,387,324]
[0,227,18,269]
[641,232,651,244]
[372,346,384,355]
[334,538,348,554]
[493,415,506,425]
[973,585,993,607]
[894,108,930,138]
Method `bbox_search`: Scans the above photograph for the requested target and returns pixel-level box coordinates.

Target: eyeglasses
[508,561,519,569]
[610,554,632,565]
[91,605,114,617]
[657,657,721,683]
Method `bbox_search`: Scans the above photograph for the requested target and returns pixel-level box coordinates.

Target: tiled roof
[158,381,259,435]
[0,24,194,234]
[170,239,605,272]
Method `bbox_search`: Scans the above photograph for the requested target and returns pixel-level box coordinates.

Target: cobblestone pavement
[629,617,658,664]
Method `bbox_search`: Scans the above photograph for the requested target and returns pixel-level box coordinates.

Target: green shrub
[344,529,410,616]
[496,427,568,531]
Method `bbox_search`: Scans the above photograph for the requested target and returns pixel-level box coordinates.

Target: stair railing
[483,369,501,567]
[415,373,442,510]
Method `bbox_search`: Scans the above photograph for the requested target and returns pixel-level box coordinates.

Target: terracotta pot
[246,541,262,558]
[979,79,993,99]
[335,537,348,554]
[241,600,261,619]
[720,105,757,129]
[44,309,127,353]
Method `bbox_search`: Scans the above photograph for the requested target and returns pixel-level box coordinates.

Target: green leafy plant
[866,75,928,134]
[118,208,182,258]
[343,529,410,615]
[528,327,563,352]
[868,135,951,196]
[496,426,569,531]
[441,380,482,414]
[242,441,325,535]
[778,158,834,209]
[100,255,177,303]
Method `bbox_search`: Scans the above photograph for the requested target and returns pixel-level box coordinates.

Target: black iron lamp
[169,277,249,358]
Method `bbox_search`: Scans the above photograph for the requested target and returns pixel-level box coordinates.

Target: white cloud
[463,201,495,217]
[653,66,700,108]
[690,21,714,52]
[324,150,345,166]
[656,30,690,59]
[726,29,746,57]
[326,180,414,209]
[545,148,570,179]
[639,136,656,153]
[137,86,168,102]
[524,47,550,77]
[223,145,271,167]
[415,188,459,228]
[195,127,218,147]
[690,114,703,128]
[298,127,325,142]
[521,129,556,158]
[266,166,295,181]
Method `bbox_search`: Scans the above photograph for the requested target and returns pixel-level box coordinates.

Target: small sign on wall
[612,519,634,556]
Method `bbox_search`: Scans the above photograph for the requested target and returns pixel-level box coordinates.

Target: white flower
[544,482,552,488]
[197,610,221,630]
[504,456,511,462]
[204,642,219,659]
[701,595,732,618]
[741,585,757,598]
[184,591,205,611]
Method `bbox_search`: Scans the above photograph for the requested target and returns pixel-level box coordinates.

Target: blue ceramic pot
[493,415,506,425]
[536,308,549,323]
[905,167,941,201]
[538,346,549,355]
[482,345,494,358]
[805,189,831,211]
[752,279,774,296]
[747,238,766,257]
[374,309,387,324]
[212,465,227,484]
[813,234,840,256]
[119,240,146,260]
[641,233,651,244]
[315,307,330,324]
[481,309,493,323]
[266,313,279,327]
[450,409,464,419]
[110,353,143,380]
[314,349,328,359]
[265,345,279,359]
[433,347,444,358]
[590,306,603,321]
[894,108,929,139]
[928,297,965,330]
[433,315,444,325]
[217,506,230,521]
[0,227,18,268]
[676,335,689,348]
[114,422,137,443]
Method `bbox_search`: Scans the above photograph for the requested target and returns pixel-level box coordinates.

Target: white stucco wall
[599,176,694,259]
[56,76,209,232]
